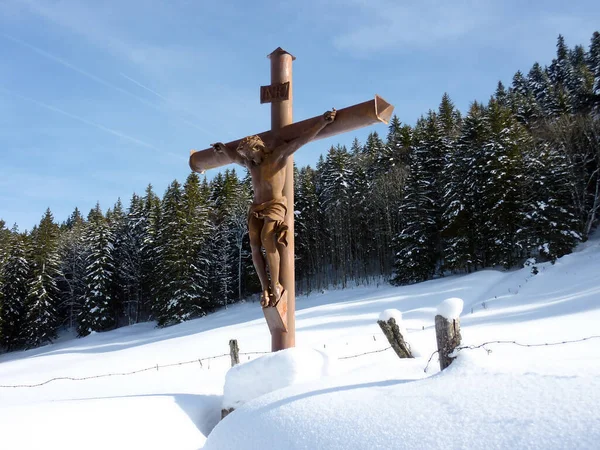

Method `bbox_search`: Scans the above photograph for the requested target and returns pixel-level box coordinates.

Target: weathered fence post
[221,406,235,420]
[435,298,463,370]
[377,311,413,359]
[229,339,240,367]
[222,339,240,420]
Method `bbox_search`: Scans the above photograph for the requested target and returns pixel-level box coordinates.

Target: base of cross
[262,290,288,334]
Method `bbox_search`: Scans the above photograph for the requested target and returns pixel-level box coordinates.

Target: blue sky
[1,0,599,231]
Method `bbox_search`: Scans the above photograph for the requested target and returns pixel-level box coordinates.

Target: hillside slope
[1,237,599,449]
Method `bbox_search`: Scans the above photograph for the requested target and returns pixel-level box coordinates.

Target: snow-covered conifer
[78,204,115,336]
[0,230,30,350]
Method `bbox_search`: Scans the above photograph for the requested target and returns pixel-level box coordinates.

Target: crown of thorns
[237,135,266,153]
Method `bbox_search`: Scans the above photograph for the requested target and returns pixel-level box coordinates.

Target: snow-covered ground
[1,236,599,449]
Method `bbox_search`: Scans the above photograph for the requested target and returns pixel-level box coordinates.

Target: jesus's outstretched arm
[274,109,336,167]
[211,142,247,167]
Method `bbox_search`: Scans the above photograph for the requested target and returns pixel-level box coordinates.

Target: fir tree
[481,100,528,268]
[568,45,595,114]
[512,70,529,96]
[0,220,12,333]
[78,204,115,336]
[225,173,252,302]
[363,132,386,177]
[320,145,354,286]
[437,94,462,272]
[107,198,127,325]
[548,35,574,115]
[383,116,410,168]
[0,230,31,350]
[25,260,59,347]
[393,119,437,284]
[25,209,62,347]
[154,180,187,325]
[57,208,86,330]
[63,207,84,230]
[295,165,326,292]
[522,137,581,261]
[438,93,462,135]
[0,219,13,264]
[181,173,212,312]
[549,35,571,86]
[141,184,162,321]
[442,103,488,272]
[349,145,373,278]
[117,195,145,325]
[589,32,600,114]
[212,222,235,306]
[495,81,509,107]
[209,170,247,307]
[510,70,541,125]
[527,63,553,115]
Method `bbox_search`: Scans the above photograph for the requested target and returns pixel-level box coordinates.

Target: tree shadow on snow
[16,303,270,359]
[463,285,600,327]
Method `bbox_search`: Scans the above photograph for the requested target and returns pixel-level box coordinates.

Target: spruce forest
[1,33,599,352]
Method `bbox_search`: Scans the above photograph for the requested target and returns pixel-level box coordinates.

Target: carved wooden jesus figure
[211,109,336,308]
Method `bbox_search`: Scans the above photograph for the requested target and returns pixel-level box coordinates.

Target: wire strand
[423,335,600,373]
[338,346,392,359]
[3,336,598,388]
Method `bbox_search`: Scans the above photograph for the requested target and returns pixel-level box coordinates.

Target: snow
[378,308,403,323]
[1,236,600,449]
[206,350,600,450]
[523,257,537,267]
[378,308,410,349]
[223,347,333,410]
[3,395,219,450]
[436,297,464,319]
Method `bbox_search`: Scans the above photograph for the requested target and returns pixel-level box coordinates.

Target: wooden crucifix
[189,48,394,352]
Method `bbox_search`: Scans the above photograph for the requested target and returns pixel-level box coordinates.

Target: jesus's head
[236,135,270,165]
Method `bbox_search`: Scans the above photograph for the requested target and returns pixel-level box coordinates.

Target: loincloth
[248,196,289,247]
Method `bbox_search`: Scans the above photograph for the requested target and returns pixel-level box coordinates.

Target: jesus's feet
[260,290,270,308]
[269,284,285,307]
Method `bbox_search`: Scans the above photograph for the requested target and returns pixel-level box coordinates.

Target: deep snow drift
[222,347,333,411]
[1,237,599,449]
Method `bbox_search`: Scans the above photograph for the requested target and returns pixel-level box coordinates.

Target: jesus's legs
[261,219,283,306]
[249,215,270,307]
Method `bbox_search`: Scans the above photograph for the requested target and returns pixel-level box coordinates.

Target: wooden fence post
[229,339,240,367]
[222,339,241,420]
[221,407,234,420]
[435,315,461,370]
[377,318,413,359]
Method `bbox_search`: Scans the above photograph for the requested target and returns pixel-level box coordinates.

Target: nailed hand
[323,109,336,124]
[211,142,227,153]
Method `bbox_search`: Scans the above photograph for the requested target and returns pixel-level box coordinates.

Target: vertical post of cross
[268,47,296,351]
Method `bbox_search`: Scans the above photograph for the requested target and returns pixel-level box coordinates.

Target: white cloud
[327,0,493,53]
[2,0,202,75]
[310,0,598,58]
[0,0,233,142]
[0,86,185,160]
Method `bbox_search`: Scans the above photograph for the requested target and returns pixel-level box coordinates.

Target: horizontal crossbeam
[189,95,394,173]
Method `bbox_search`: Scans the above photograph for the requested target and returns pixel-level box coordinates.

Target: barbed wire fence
[1,335,598,389]
[423,335,600,373]
[0,344,394,389]
[338,346,392,360]
[0,351,265,389]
